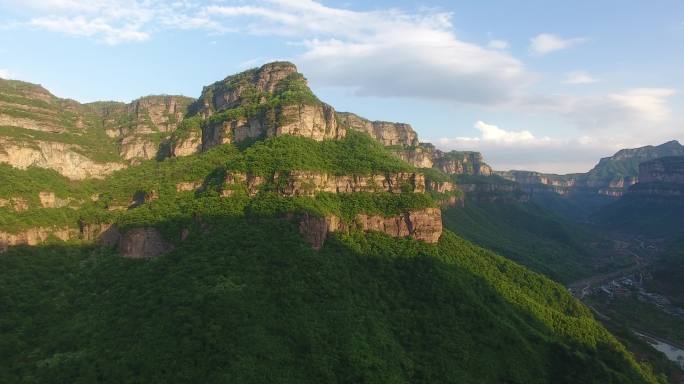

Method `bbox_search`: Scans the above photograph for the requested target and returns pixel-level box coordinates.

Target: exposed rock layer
[297,208,442,250]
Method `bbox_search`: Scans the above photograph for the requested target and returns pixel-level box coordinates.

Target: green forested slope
[0,221,662,383]
[441,201,622,283]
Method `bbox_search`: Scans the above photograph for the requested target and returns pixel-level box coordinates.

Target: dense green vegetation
[0,133,422,233]
[646,235,684,307]
[0,220,662,383]
[441,201,623,283]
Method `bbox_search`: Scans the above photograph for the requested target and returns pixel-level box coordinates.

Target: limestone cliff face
[176,170,426,198]
[336,112,418,147]
[434,151,493,176]
[0,223,119,253]
[91,95,194,160]
[638,156,684,184]
[296,208,442,250]
[199,102,341,151]
[196,62,299,117]
[0,138,125,180]
[625,156,684,199]
[0,78,196,177]
[274,171,425,196]
[392,143,492,176]
[190,62,344,153]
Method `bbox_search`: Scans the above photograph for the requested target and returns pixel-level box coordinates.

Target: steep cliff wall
[176,62,344,155]
[336,112,418,147]
[297,208,442,249]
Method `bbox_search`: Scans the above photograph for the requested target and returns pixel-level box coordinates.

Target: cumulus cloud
[438,121,551,150]
[205,0,532,105]
[3,0,532,103]
[563,71,599,85]
[530,33,586,55]
[0,68,10,79]
[436,121,622,173]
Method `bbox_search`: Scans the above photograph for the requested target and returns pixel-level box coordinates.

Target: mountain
[0,62,665,383]
[498,140,684,199]
[0,62,492,181]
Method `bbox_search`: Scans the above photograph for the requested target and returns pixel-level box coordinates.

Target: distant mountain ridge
[497,140,684,198]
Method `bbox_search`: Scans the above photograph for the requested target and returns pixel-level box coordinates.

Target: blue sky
[1,0,683,173]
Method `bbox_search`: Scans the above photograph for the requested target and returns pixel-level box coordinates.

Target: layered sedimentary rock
[0,138,125,180]
[624,156,684,199]
[0,78,194,177]
[391,143,492,176]
[336,112,418,147]
[184,62,345,154]
[195,62,299,117]
[297,208,442,250]
[638,156,684,184]
[177,171,427,197]
[274,171,425,196]
[0,223,118,253]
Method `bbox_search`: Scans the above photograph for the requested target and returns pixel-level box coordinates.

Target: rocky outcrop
[337,112,418,147]
[391,144,435,168]
[38,192,72,208]
[623,156,684,199]
[171,129,203,157]
[0,138,125,180]
[392,143,492,176]
[0,222,120,253]
[176,181,204,192]
[119,136,159,160]
[176,171,427,198]
[434,151,492,176]
[117,227,173,259]
[297,208,442,249]
[0,227,79,252]
[275,171,425,197]
[0,197,29,212]
[196,62,299,117]
[638,156,684,184]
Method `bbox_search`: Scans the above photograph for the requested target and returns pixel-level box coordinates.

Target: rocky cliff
[622,156,684,199]
[296,208,442,250]
[392,143,492,176]
[173,62,344,154]
[1,64,496,181]
[638,156,684,184]
[336,112,418,147]
[0,78,195,178]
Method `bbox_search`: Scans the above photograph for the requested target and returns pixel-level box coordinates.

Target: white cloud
[204,1,531,104]
[563,71,599,84]
[439,121,547,147]
[487,39,508,50]
[530,33,586,55]
[0,68,10,79]
[30,16,149,44]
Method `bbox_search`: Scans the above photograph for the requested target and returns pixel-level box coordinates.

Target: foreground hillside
[0,223,662,383]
